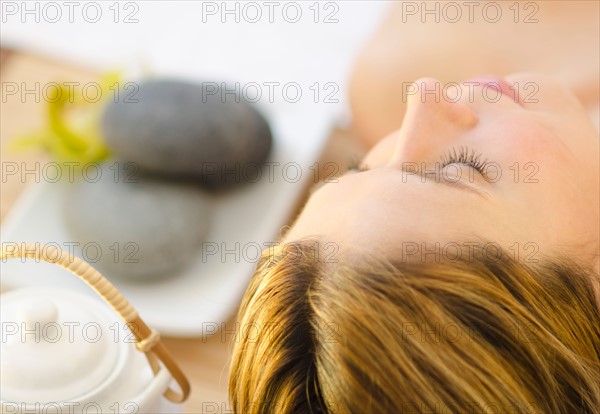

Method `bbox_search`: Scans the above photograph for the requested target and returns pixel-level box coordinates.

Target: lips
[467,76,519,103]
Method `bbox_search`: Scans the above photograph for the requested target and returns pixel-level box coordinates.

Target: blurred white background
[1,0,389,122]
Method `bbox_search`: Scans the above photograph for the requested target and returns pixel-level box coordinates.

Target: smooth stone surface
[63,162,211,280]
[102,79,273,188]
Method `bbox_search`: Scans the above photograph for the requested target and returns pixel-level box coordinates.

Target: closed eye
[440,146,491,180]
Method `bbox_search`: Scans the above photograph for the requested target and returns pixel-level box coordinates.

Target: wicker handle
[0,243,190,403]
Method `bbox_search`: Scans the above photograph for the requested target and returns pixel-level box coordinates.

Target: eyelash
[347,160,370,172]
[440,146,490,177]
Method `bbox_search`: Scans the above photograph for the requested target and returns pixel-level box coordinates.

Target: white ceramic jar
[1,287,185,413]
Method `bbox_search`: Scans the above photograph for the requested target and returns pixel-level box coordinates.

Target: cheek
[485,114,570,171]
[493,120,598,241]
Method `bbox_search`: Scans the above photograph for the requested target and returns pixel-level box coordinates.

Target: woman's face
[285,74,599,271]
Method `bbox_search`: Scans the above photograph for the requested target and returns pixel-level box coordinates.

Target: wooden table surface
[0,48,365,413]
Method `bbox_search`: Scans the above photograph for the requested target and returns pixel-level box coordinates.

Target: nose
[390,78,478,167]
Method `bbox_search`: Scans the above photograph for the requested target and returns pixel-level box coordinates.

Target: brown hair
[229,239,600,413]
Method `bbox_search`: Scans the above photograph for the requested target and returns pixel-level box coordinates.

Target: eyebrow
[380,167,492,200]
[433,177,491,199]
[334,168,491,200]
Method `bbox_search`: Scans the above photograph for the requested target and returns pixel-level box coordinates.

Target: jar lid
[1,287,122,403]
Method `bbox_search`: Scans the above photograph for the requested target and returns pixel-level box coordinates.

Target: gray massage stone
[102,79,273,188]
[63,162,211,280]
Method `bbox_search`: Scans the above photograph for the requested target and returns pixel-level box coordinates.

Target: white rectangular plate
[1,109,331,337]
